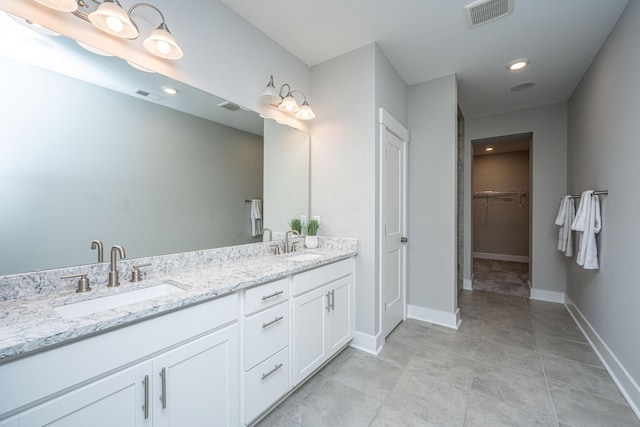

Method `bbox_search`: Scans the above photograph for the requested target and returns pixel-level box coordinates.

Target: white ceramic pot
[305,235,319,249]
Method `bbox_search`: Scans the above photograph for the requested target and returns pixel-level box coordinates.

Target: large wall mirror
[0,12,309,276]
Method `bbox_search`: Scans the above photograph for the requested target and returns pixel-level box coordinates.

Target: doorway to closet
[471,133,532,297]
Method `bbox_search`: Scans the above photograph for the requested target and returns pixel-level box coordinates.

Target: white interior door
[380,109,408,338]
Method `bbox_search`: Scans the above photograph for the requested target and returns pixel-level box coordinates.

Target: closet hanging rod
[473,190,528,197]
[570,190,608,199]
[245,199,262,203]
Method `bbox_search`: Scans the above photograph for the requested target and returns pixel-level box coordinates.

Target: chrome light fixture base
[260,75,315,120]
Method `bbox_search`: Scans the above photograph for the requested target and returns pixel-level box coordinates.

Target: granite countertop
[0,248,356,363]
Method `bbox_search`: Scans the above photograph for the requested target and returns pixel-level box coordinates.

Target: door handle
[159,367,167,409]
[142,375,149,419]
[401,237,408,243]
[330,289,335,311]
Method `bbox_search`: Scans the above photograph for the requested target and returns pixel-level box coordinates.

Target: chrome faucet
[91,240,103,263]
[263,227,273,242]
[284,230,300,253]
[108,245,126,287]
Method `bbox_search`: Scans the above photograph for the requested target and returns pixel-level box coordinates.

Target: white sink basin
[54,284,184,319]
[287,253,322,262]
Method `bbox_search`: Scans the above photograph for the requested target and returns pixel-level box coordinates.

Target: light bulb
[156,40,170,55]
[106,16,123,33]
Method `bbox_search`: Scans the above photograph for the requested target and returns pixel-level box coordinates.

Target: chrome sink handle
[130,263,152,282]
[62,272,91,293]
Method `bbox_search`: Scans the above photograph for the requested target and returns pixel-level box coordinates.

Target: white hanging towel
[571,191,601,269]
[250,199,263,237]
[555,195,575,256]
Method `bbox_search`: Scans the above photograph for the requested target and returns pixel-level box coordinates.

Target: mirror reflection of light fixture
[260,75,315,120]
[33,0,184,60]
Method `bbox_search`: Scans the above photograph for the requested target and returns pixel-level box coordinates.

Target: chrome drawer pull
[261,363,284,380]
[159,367,167,409]
[262,316,284,328]
[261,290,284,300]
[142,375,149,419]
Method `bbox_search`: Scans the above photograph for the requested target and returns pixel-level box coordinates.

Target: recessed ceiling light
[162,86,179,95]
[485,147,494,151]
[510,82,536,92]
[507,58,530,71]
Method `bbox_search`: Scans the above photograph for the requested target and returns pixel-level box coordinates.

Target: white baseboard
[349,331,382,355]
[530,288,565,303]
[473,252,529,263]
[463,279,473,290]
[407,304,459,329]
[565,296,640,420]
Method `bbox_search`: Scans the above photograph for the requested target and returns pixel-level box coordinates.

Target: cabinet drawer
[244,347,290,424]
[244,302,289,370]
[244,278,290,315]
[292,258,353,296]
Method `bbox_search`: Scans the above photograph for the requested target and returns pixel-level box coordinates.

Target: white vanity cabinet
[242,278,291,424]
[0,294,239,427]
[8,361,152,427]
[292,258,354,385]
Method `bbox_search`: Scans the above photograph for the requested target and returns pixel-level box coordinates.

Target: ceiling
[220,0,628,118]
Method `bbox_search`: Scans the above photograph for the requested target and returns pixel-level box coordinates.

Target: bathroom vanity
[0,240,357,426]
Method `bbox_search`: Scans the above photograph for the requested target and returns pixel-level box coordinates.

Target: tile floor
[473,258,530,297]
[256,290,639,427]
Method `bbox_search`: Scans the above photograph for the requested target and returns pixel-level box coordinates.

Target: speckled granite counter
[0,238,357,363]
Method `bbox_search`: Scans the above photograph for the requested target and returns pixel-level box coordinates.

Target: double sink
[53,252,323,320]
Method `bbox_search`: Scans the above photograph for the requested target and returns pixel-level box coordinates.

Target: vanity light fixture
[33,0,184,60]
[507,58,530,71]
[260,75,315,120]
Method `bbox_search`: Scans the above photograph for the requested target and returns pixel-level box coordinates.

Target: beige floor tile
[287,378,382,427]
[472,362,555,418]
[464,391,558,427]
[385,372,469,426]
[535,334,602,367]
[326,353,403,400]
[549,383,640,427]
[541,355,625,402]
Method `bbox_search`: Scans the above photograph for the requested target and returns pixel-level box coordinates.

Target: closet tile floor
[473,258,530,297]
[256,290,639,427]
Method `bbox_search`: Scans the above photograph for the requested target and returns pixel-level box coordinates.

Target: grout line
[540,351,561,424]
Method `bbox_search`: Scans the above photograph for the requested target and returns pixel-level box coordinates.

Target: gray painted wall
[466,104,567,298]
[0,57,263,275]
[407,75,458,315]
[310,43,407,343]
[566,0,640,394]
[310,44,377,336]
[473,151,530,257]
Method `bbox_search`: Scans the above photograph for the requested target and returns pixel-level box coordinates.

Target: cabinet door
[327,276,354,354]
[153,324,239,427]
[292,285,330,385]
[17,361,152,427]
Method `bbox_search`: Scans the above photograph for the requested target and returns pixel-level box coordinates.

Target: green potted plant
[305,218,320,248]
[288,218,302,234]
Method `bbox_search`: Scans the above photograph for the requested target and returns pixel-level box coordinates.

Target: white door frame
[378,108,409,339]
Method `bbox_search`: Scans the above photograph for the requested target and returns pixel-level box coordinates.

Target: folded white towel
[250,199,262,237]
[571,191,601,269]
[555,196,575,256]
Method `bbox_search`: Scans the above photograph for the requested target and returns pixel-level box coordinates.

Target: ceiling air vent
[464,0,514,28]
[135,89,163,101]
[217,101,242,112]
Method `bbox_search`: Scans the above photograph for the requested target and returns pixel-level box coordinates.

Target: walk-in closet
[471,134,531,297]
